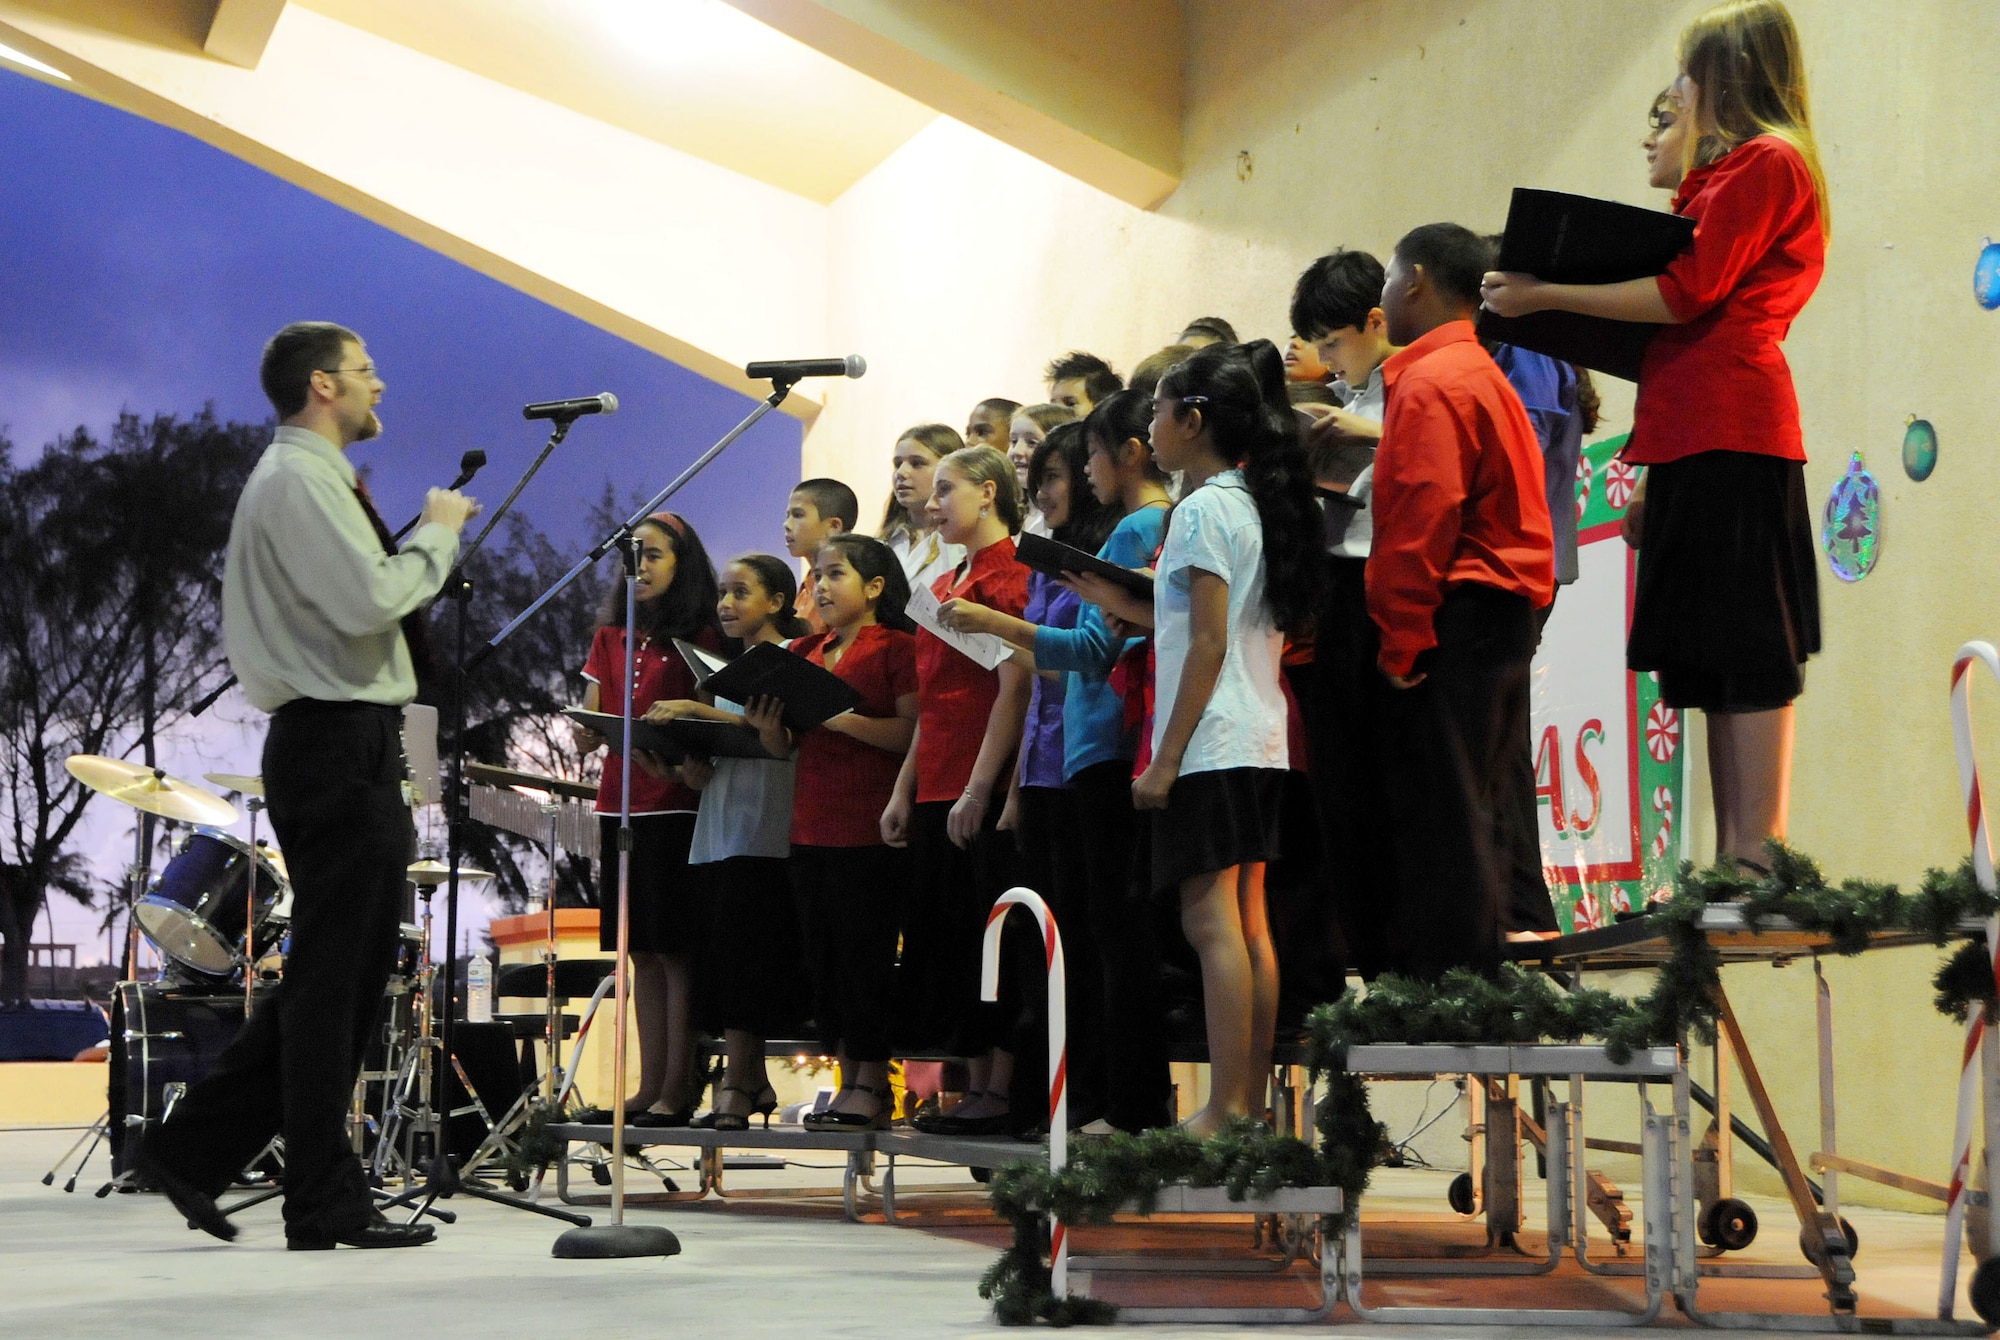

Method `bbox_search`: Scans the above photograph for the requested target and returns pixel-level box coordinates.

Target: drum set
[48,752,493,1198]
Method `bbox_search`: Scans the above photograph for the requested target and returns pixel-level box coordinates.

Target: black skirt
[1627,450,1820,713]
[697,854,808,1037]
[596,813,699,955]
[1149,767,1286,894]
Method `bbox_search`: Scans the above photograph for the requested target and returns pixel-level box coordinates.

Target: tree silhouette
[0,409,262,1004]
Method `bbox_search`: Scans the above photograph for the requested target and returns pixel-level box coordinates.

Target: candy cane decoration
[1650,785,1676,860]
[982,888,1069,1298]
[1942,641,2000,1317]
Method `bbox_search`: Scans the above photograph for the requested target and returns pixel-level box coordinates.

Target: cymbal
[407,858,495,886]
[66,755,239,827]
[203,772,265,798]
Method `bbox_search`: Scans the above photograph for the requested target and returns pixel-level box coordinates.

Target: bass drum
[135,830,289,980]
[106,981,260,1175]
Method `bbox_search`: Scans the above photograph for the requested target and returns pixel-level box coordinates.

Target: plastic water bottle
[467,948,494,1023]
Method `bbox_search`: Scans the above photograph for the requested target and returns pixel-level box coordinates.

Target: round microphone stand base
[551,1223,681,1259]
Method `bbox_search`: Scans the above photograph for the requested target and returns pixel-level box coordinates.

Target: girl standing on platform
[645,554,810,1131]
[572,511,724,1127]
[782,535,920,1129]
[1481,0,1827,875]
[1139,342,1322,1137]
[882,445,1033,1135]
[879,424,967,595]
[942,402,1169,1132]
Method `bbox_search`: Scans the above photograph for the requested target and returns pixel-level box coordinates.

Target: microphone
[447,449,486,490]
[743,356,866,382]
[523,393,618,421]
[391,449,488,543]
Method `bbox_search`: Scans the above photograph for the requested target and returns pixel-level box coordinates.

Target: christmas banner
[1531,433,1685,933]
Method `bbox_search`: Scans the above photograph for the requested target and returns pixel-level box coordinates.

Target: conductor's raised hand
[421,487,479,535]
[1478,271,1547,319]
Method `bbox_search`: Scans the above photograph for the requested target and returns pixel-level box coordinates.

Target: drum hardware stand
[239,794,265,1014]
[382,420,596,1230]
[42,1111,112,1192]
[459,795,573,1184]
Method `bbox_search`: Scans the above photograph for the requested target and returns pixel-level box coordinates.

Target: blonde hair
[937,445,1025,534]
[1678,0,1830,235]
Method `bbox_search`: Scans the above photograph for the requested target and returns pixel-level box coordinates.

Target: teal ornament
[1822,451,1881,582]
[1902,416,1938,482]
[1978,238,2000,311]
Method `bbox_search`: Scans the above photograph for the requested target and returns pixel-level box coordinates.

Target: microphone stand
[380,415,592,1229]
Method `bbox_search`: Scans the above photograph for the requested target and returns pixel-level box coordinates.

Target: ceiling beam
[203,0,285,67]
[723,0,1182,208]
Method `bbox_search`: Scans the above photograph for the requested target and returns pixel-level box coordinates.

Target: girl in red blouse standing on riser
[1482,0,1828,876]
[572,511,727,1126]
[882,445,1034,1136]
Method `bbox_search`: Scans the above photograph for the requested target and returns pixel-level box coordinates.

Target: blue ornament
[1978,237,2000,311]
[1903,416,1938,482]
[1822,452,1881,582]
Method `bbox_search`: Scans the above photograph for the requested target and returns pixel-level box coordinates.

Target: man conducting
[136,322,476,1250]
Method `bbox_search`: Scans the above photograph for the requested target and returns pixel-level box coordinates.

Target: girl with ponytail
[1136,340,1321,1136]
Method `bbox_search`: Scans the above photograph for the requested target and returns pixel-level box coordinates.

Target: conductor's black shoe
[131,1145,236,1243]
[286,1218,436,1251]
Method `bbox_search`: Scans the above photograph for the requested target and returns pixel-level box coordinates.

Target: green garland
[979,843,1997,1325]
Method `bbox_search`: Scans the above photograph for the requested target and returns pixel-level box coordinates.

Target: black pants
[792,844,904,1063]
[1068,762,1172,1131]
[895,799,1023,1057]
[1380,586,1538,979]
[1014,784,1100,1125]
[1307,556,1399,978]
[147,701,413,1235]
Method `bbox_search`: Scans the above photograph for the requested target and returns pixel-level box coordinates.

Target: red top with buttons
[582,623,720,816]
[1628,135,1825,466]
[789,623,919,847]
[914,538,1031,805]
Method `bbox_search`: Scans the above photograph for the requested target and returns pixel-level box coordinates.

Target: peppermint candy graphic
[1645,701,1680,764]
[1573,889,1607,931]
[1605,458,1639,511]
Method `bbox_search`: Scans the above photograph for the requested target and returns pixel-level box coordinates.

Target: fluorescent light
[0,40,69,81]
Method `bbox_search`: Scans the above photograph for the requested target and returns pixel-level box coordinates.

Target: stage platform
[2,1126,1983,1336]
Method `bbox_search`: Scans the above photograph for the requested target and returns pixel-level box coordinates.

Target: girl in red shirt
[1481,0,1828,876]
[572,511,724,1125]
[783,535,920,1130]
[882,445,1033,1135]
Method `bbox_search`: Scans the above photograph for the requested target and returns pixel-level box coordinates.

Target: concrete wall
[810,0,2000,1210]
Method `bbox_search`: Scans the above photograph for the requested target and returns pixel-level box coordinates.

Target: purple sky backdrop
[0,68,802,964]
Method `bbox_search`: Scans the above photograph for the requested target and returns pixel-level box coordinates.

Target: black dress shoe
[572,1106,650,1125]
[626,1107,693,1129]
[287,1219,436,1251]
[131,1145,236,1243]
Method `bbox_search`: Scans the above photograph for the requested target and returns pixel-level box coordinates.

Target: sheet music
[906,582,1011,670]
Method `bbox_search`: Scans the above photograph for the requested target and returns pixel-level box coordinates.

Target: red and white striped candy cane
[982,888,1069,1298]
[1942,641,2000,1317]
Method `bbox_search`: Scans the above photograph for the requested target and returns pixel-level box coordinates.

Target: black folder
[563,708,771,763]
[1014,530,1154,599]
[673,639,862,736]
[1476,187,1696,382]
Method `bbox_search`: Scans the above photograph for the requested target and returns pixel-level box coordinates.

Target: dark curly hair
[1156,341,1324,636]
[816,533,916,634]
[597,512,724,646]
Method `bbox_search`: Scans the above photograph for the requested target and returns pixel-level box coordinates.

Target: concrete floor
[0,1124,1990,1337]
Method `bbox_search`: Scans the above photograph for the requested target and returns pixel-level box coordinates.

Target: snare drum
[135,829,290,979]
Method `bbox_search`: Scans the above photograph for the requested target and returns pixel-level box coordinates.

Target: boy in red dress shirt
[1368,223,1555,978]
